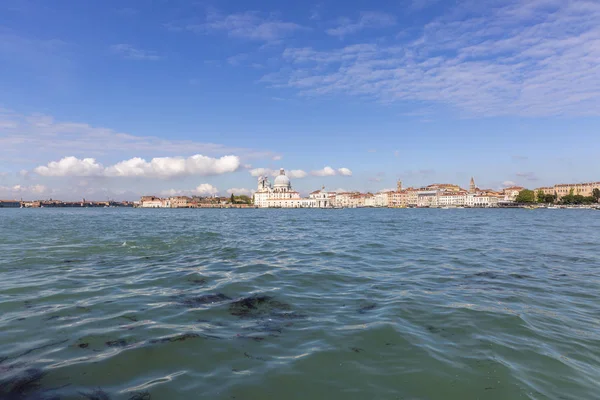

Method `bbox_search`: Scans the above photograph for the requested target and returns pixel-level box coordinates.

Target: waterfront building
[255,168,332,208]
[169,196,191,208]
[438,191,468,206]
[140,196,165,208]
[406,188,419,207]
[391,190,409,207]
[373,191,391,207]
[0,200,20,208]
[553,182,600,199]
[466,194,499,207]
[502,186,525,202]
[309,187,332,208]
[417,191,439,207]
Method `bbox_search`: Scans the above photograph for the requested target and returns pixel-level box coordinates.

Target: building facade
[553,182,600,199]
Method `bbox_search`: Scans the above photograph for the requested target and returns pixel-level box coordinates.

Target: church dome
[274,168,291,188]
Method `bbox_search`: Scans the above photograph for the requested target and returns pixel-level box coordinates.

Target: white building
[309,188,332,208]
[254,168,332,208]
[466,194,499,207]
[438,192,467,206]
[373,191,391,207]
[417,191,439,207]
[140,196,169,208]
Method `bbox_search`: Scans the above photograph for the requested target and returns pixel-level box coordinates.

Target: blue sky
[1,0,599,200]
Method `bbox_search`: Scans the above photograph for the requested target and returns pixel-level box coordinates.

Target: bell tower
[469,177,476,194]
[397,180,403,192]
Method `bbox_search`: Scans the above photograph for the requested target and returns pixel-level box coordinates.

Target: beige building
[553,182,600,199]
[502,186,525,201]
[170,196,191,208]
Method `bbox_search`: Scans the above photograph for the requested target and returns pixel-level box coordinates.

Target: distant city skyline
[1,0,599,201]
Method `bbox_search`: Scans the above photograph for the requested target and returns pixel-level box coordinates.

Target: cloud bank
[34,155,240,178]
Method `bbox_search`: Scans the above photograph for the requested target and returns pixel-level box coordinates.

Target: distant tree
[544,194,557,204]
[230,194,235,204]
[515,189,536,203]
[536,189,546,203]
[593,188,600,201]
[238,195,251,205]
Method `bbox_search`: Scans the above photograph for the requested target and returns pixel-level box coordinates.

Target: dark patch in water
[45,315,61,321]
[229,295,292,318]
[358,303,377,314]
[426,325,444,334]
[120,315,138,322]
[79,388,111,400]
[77,343,89,349]
[0,368,47,399]
[150,333,200,344]
[509,273,530,279]
[350,347,364,353]
[63,260,75,264]
[472,272,499,279]
[236,334,265,342]
[129,391,151,400]
[180,293,231,308]
[188,278,207,285]
[243,352,266,361]
[105,339,128,348]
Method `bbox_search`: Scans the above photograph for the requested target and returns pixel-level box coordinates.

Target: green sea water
[1,208,599,399]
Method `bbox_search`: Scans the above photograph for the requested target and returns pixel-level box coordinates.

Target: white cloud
[266,0,600,117]
[326,12,396,38]
[34,157,104,177]
[161,184,219,197]
[272,155,283,161]
[503,180,517,187]
[249,167,273,177]
[105,155,240,178]
[110,44,161,61]
[186,11,305,42]
[288,169,307,178]
[34,155,240,179]
[311,166,337,176]
[311,166,352,177]
[226,187,254,196]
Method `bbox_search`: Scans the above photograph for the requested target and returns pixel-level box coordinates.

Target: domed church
[254,168,316,208]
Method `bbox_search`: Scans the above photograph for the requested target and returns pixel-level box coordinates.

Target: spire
[280,168,285,175]
[469,177,476,194]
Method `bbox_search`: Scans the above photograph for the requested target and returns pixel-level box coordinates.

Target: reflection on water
[1,208,600,399]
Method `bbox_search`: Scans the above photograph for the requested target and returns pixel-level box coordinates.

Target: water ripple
[1,208,599,399]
